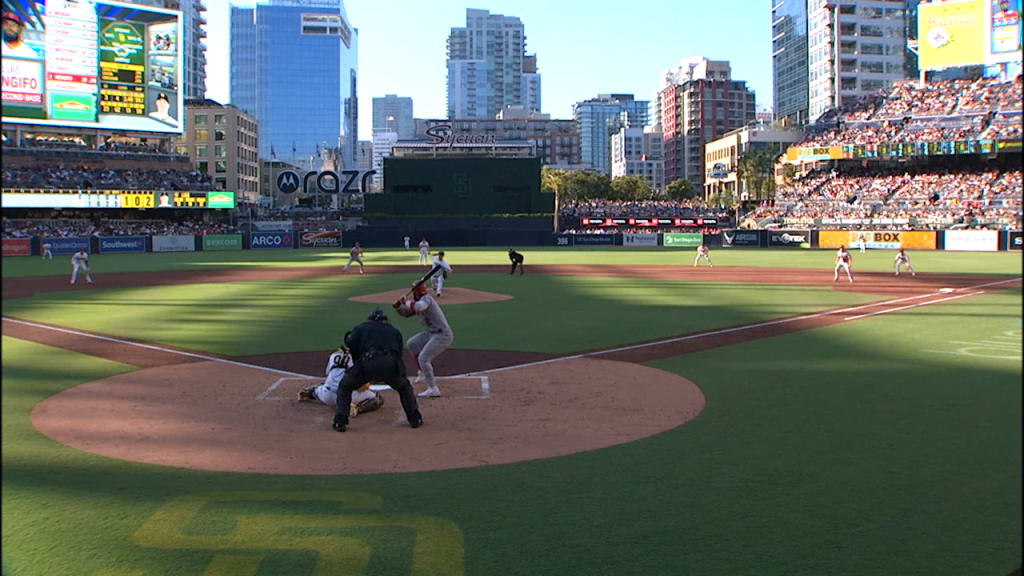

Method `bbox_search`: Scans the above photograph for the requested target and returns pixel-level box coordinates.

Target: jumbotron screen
[1,0,183,133]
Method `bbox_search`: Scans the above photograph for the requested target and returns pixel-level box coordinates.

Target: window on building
[196,145,207,156]
[215,178,227,190]
[860,25,884,37]
[175,145,187,155]
[215,130,226,141]
[215,114,226,125]
[195,114,207,126]
[215,144,226,158]
[861,61,885,74]
[197,161,208,173]
[195,129,208,141]
[860,43,884,55]
[215,161,227,173]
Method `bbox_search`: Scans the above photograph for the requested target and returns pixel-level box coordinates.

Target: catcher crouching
[298,346,384,417]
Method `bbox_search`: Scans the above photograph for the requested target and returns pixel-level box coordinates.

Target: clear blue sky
[205,0,773,138]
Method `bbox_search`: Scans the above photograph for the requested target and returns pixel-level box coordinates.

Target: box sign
[98,236,146,253]
[250,231,293,249]
[40,236,90,254]
[202,234,242,251]
[2,238,32,256]
[151,234,194,252]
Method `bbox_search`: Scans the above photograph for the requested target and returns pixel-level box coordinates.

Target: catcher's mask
[368,308,388,322]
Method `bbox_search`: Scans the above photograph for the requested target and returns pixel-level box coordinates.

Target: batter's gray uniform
[402,292,453,397]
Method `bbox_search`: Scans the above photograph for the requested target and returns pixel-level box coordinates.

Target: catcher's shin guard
[350,392,384,417]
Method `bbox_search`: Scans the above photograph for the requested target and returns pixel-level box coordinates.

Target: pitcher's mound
[350,286,513,305]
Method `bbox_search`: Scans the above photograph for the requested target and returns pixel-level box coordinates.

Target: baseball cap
[2,12,24,24]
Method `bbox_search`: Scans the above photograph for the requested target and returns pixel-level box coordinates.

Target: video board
[1,0,183,133]
[919,0,1022,70]
[0,189,235,209]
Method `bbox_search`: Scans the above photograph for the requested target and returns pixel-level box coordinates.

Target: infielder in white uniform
[404,235,410,250]
[834,245,853,282]
[694,243,713,267]
[41,243,53,260]
[70,249,93,284]
[418,238,430,265]
[298,347,384,416]
[344,242,365,274]
[893,248,915,276]
[857,233,867,253]
[396,282,453,398]
[429,251,453,297]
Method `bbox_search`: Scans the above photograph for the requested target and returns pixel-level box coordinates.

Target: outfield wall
[2,229,1020,256]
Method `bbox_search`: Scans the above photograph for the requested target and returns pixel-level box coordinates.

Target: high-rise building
[414,112,580,167]
[230,0,358,170]
[372,95,414,140]
[771,0,809,126]
[446,8,540,119]
[807,1,911,122]
[176,99,260,203]
[574,94,649,176]
[356,140,373,173]
[655,57,756,189]
[371,132,398,192]
[611,125,664,192]
[127,0,207,100]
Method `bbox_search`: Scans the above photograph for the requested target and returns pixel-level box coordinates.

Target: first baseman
[834,245,853,282]
[70,249,92,284]
[894,248,916,276]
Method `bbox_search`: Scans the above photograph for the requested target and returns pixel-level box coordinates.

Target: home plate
[939,288,955,293]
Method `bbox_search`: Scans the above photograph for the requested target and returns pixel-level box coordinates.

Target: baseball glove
[442,270,449,279]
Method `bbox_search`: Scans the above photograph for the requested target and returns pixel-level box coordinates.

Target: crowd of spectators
[2,216,239,239]
[558,199,731,232]
[2,164,213,191]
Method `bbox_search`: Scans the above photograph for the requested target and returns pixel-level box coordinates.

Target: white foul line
[2,317,317,379]
[843,292,983,321]
[457,277,1020,379]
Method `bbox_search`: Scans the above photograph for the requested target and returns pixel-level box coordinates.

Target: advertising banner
[152,234,195,252]
[816,230,936,250]
[662,233,703,247]
[919,0,986,70]
[1008,231,1023,251]
[40,236,90,254]
[98,236,146,253]
[572,234,616,246]
[298,230,342,248]
[252,221,293,232]
[767,230,810,248]
[250,231,294,249]
[622,233,658,247]
[202,234,242,251]
[2,238,32,256]
[721,229,763,248]
[553,234,574,247]
[944,229,999,251]
[899,230,938,250]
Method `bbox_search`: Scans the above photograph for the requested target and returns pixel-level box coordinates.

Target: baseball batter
[429,251,453,297]
[834,245,853,282]
[418,238,430,265]
[344,242,365,274]
[298,347,384,416]
[70,249,92,284]
[41,243,53,260]
[396,282,453,398]
[893,248,916,276]
[694,243,713,267]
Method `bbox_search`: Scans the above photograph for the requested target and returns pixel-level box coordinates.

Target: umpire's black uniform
[334,309,422,432]
[508,249,524,275]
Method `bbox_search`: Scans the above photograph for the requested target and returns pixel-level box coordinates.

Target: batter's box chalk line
[257,375,490,400]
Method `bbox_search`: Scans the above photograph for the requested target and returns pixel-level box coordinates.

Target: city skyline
[204,0,773,141]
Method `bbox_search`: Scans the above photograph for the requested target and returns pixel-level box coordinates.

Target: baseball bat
[395,263,443,305]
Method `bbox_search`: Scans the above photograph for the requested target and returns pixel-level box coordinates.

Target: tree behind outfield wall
[736,146,779,203]
[664,178,698,201]
[541,168,612,203]
[609,175,653,201]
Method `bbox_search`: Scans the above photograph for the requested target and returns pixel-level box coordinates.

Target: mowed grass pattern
[1,249,1021,575]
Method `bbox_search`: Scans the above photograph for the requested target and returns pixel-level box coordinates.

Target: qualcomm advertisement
[1,0,184,133]
[98,235,145,253]
[40,236,89,254]
[250,231,293,249]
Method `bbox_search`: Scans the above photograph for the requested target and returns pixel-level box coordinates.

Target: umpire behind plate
[333,308,423,432]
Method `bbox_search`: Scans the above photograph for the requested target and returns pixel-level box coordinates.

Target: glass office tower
[771,0,809,126]
[231,0,358,168]
[574,94,649,176]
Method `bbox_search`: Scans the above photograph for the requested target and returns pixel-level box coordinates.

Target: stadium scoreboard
[1,189,235,209]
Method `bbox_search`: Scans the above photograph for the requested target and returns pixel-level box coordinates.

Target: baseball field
[2,246,1021,575]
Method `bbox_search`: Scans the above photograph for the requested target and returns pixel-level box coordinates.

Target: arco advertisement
[250,232,293,250]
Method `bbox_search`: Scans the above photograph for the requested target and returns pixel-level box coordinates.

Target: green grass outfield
[2,246,1022,277]
[2,248,1021,575]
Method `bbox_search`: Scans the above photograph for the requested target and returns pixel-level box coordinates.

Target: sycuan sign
[425,124,498,149]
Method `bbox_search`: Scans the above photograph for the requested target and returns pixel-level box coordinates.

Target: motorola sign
[276,169,377,195]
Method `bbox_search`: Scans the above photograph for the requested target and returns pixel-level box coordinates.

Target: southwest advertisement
[1,0,183,133]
